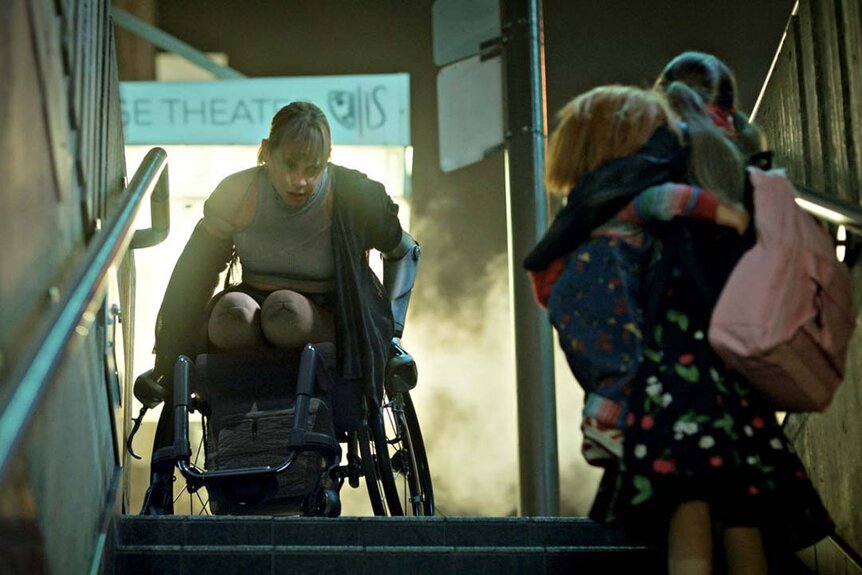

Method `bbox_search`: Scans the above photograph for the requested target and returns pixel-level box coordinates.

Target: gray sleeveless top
[234,166,336,293]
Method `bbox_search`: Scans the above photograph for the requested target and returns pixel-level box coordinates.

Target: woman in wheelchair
[152,100,414,390]
[135,101,428,517]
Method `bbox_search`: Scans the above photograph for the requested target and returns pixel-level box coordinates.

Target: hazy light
[405,145,414,178]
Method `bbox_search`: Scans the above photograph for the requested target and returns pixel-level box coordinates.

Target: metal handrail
[0,147,170,483]
[131,158,170,249]
[793,184,862,236]
[110,6,245,80]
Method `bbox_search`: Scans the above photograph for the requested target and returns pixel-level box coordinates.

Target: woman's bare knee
[208,292,264,349]
[261,290,334,348]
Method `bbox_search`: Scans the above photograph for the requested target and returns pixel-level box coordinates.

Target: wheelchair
[130,233,433,517]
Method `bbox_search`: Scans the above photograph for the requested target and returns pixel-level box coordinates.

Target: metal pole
[110,6,246,79]
[501,0,559,516]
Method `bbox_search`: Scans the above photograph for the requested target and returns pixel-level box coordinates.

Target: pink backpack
[708,168,857,412]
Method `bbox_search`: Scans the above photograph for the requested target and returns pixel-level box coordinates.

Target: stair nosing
[114,543,651,553]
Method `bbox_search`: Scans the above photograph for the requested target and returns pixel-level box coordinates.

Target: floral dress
[546,183,723,466]
[589,235,834,551]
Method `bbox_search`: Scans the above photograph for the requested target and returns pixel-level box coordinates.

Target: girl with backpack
[526,86,750,467]
[526,72,834,573]
[616,50,835,575]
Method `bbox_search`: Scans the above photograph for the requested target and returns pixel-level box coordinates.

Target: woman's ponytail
[664,81,745,202]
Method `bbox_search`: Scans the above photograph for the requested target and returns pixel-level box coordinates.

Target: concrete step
[113,515,664,574]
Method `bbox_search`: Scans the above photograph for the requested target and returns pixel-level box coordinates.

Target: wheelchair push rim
[360,391,434,516]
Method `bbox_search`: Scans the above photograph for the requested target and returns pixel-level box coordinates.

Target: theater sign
[120,74,410,146]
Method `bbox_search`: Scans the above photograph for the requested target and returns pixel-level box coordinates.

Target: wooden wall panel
[756,1,861,201]
[1,0,127,568]
[0,0,72,365]
[755,0,862,560]
[756,25,808,183]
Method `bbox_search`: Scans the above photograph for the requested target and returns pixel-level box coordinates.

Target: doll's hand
[717,203,750,235]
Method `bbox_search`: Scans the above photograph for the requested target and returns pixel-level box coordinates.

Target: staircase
[112,515,663,574]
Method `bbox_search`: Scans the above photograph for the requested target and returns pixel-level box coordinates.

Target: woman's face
[265,143,326,208]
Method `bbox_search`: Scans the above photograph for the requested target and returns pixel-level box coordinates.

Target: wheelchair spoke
[172,482,187,505]
[195,491,210,515]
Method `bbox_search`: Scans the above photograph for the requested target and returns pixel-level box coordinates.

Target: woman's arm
[150,170,255,383]
[152,221,234,382]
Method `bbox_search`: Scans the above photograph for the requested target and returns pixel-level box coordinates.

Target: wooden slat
[812,0,852,202]
[57,0,72,77]
[758,15,809,184]
[838,0,862,204]
[71,0,85,197]
[66,0,81,131]
[92,0,105,221]
[98,0,108,220]
[796,0,827,192]
[81,0,93,224]
[782,14,812,184]
[106,25,127,205]
[89,0,101,231]
[27,0,74,203]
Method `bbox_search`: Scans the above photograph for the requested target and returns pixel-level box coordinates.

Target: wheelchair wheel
[360,391,434,516]
[389,391,434,515]
[359,400,401,515]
